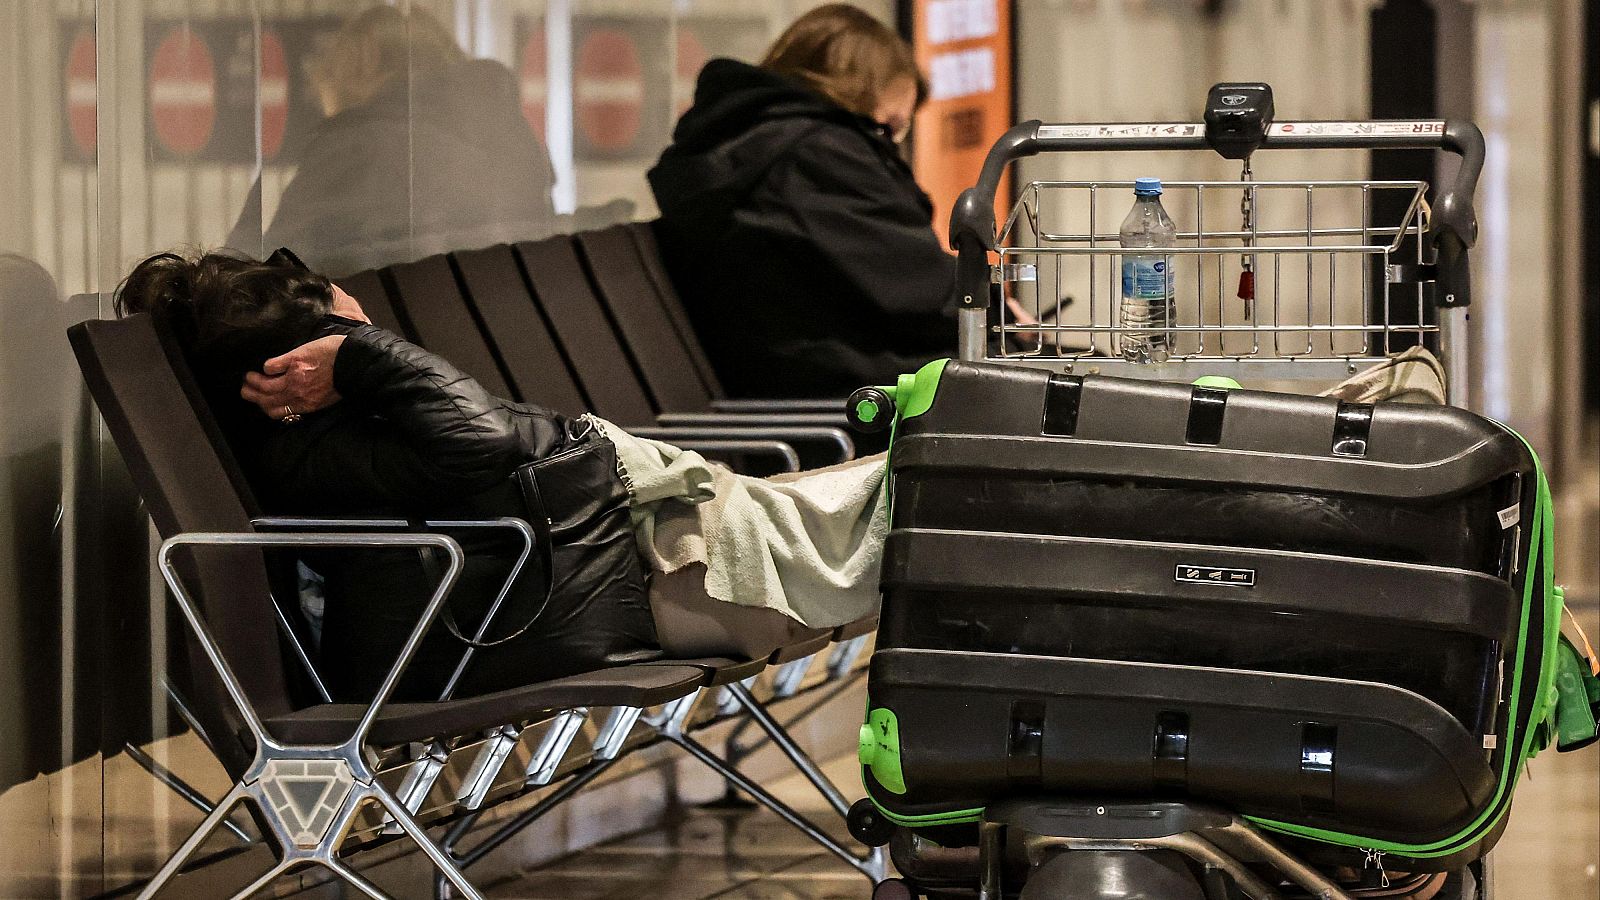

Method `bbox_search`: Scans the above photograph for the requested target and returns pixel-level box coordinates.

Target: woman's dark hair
[116,249,334,390]
[760,4,926,118]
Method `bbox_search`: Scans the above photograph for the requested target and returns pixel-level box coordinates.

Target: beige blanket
[596,418,887,629]
[1318,346,1446,404]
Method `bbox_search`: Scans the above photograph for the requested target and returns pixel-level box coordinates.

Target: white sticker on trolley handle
[1037,123,1201,140]
[1270,121,1445,137]
[1175,564,1256,587]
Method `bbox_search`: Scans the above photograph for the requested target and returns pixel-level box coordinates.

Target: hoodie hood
[650,59,900,218]
[668,58,862,151]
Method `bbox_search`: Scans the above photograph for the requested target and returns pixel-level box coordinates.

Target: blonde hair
[311,5,465,117]
[760,4,925,119]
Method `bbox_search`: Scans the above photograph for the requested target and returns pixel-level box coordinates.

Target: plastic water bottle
[1119,177,1178,363]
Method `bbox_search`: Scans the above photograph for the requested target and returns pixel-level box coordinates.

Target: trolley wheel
[848,797,898,847]
[847,387,895,434]
[871,878,916,900]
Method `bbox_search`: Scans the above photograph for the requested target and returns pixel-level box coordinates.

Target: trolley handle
[950,117,1484,310]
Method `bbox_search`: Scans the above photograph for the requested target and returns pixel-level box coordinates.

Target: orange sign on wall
[910,0,1013,248]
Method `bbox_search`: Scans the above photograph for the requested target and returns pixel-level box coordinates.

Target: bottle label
[1122,258,1174,299]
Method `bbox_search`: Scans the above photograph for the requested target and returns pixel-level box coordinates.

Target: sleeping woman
[116,249,887,703]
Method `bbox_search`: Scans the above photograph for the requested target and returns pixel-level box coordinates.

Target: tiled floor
[480,753,872,900]
[484,740,1599,900]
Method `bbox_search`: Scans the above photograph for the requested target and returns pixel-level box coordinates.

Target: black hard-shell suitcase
[858,359,1557,869]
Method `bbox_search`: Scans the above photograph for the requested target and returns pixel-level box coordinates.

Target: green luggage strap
[1247,427,1565,859]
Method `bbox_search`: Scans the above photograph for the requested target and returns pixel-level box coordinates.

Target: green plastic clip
[858,708,907,794]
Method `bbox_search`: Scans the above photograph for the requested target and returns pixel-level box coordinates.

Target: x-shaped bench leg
[136,758,485,900]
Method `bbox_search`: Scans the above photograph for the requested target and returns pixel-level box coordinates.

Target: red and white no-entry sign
[520,26,547,140]
[65,27,97,157]
[674,28,707,118]
[575,28,642,153]
[149,24,216,156]
[258,28,288,159]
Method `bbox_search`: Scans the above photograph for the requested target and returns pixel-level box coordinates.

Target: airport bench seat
[69,311,881,899]
[334,226,858,468]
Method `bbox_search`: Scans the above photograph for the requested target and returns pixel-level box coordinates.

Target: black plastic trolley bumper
[947,109,1484,404]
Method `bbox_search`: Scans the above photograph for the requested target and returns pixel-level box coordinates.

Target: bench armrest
[655,411,848,429]
[251,517,538,702]
[664,438,801,473]
[634,424,855,466]
[158,530,467,753]
[708,398,844,414]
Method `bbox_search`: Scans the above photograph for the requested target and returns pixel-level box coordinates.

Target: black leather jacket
[241,319,660,703]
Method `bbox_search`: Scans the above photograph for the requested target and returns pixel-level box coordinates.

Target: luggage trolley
[840,84,1596,900]
[949,82,1477,403]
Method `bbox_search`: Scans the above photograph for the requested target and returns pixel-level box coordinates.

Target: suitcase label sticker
[1175,564,1256,587]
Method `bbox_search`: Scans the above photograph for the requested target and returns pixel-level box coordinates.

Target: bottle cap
[1134,177,1163,196]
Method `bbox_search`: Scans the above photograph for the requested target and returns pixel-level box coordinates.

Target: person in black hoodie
[648,4,956,398]
[225,6,557,276]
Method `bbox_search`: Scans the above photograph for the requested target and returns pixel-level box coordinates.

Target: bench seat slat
[266,663,706,746]
[451,245,589,417]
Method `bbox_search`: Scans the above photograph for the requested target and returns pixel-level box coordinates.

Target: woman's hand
[242,335,345,421]
[1005,296,1044,345]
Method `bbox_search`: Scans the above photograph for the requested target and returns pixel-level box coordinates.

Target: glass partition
[0,1,893,894]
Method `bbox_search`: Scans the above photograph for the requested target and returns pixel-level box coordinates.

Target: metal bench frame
[133,524,880,899]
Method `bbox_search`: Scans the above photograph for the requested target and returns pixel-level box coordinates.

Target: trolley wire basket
[948,110,1482,394]
[995,178,1434,378]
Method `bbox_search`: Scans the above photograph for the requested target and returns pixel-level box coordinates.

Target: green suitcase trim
[1191,374,1243,390]
[1246,426,1560,859]
[869,357,951,523]
[856,357,949,433]
[864,420,1581,858]
[895,358,949,421]
[871,803,985,828]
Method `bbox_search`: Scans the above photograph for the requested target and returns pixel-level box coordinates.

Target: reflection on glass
[0,2,891,894]
[229,5,558,276]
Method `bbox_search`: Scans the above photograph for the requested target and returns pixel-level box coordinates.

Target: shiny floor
[481,737,1599,899]
[480,752,872,900]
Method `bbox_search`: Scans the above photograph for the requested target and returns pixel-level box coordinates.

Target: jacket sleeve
[758,131,957,339]
[261,323,528,512]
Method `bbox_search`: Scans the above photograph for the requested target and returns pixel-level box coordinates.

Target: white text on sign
[926,0,999,43]
[929,47,996,102]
